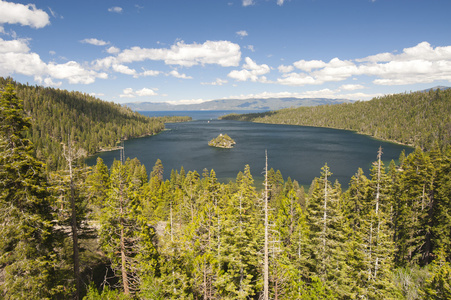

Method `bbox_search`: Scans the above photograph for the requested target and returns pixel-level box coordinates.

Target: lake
[86,111,413,187]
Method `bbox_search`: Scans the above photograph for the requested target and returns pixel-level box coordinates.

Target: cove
[86,112,413,187]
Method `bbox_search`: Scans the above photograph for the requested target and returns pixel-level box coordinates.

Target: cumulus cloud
[92,40,241,79]
[120,87,157,98]
[113,40,241,67]
[168,69,192,79]
[80,38,109,46]
[108,6,122,13]
[0,37,30,53]
[112,64,137,76]
[140,69,160,77]
[201,78,228,86]
[242,0,254,6]
[43,77,61,87]
[293,59,327,72]
[340,84,364,91]
[106,46,120,54]
[0,37,107,84]
[276,42,451,86]
[278,64,294,73]
[0,0,50,28]
[228,57,270,82]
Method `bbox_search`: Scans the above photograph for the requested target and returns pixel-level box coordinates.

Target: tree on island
[208,134,236,149]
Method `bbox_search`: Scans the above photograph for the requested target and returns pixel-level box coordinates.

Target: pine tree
[0,84,59,298]
[306,164,348,297]
[396,147,434,266]
[216,165,263,299]
[99,158,158,296]
[366,147,398,298]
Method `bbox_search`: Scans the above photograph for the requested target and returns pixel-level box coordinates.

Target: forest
[1,81,451,299]
[0,77,191,171]
[221,88,451,151]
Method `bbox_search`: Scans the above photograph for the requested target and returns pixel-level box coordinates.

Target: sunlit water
[86,111,412,187]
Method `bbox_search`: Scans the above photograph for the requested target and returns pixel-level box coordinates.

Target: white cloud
[42,77,62,87]
[168,70,192,79]
[359,42,451,85]
[106,46,120,54]
[0,37,107,84]
[80,38,109,46]
[201,78,228,85]
[114,40,241,67]
[276,42,451,87]
[236,30,248,38]
[112,64,137,76]
[0,0,50,28]
[140,69,160,77]
[47,61,106,84]
[278,64,294,73]
[0,37,29,53]
[89,92,105,97]
[108,6,122,13]
[135,88,157,97]
[242,0,254,6]
[120,87,157,98]
[228,57,270,82]
[340,84,364,91]
[92,40,241,78]
[276,72,317,86]
[245,45,255,52]
[293,59,327,72]
[120,88,135,98]
[277,0,285,5]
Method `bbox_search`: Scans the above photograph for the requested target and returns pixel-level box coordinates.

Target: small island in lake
[208,134,236,149]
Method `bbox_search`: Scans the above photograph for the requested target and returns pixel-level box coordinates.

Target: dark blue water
[86,111,412,187]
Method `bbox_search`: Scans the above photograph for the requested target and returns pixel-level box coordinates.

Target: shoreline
[87,129,172,157]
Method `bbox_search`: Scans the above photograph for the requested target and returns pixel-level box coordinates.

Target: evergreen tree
[216,165,263,299]
[98,158,158,296]
[0,84,59,298]
[306,165,349,297]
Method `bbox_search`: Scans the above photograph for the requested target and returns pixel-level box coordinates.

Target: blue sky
[1,0,451,104]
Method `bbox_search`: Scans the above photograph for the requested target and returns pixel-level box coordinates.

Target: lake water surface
[86,111,412,187]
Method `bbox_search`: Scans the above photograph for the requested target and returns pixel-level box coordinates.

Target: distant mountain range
[124,86,451,112]
[124,97,355,111]
[421,86,451,92]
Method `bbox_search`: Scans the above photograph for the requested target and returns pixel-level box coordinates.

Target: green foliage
[222,88,451,150]
[420,249,451,299]
[83,284,131,300]
[4,79,451,299]
[0,77,191,170]
[0,83,61,298]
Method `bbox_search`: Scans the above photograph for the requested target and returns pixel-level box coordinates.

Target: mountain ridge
[124,97,355,111]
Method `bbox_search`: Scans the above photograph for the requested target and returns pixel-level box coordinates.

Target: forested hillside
[0,77,190,170]
[1,83,450,299]
[222,89,451,150]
